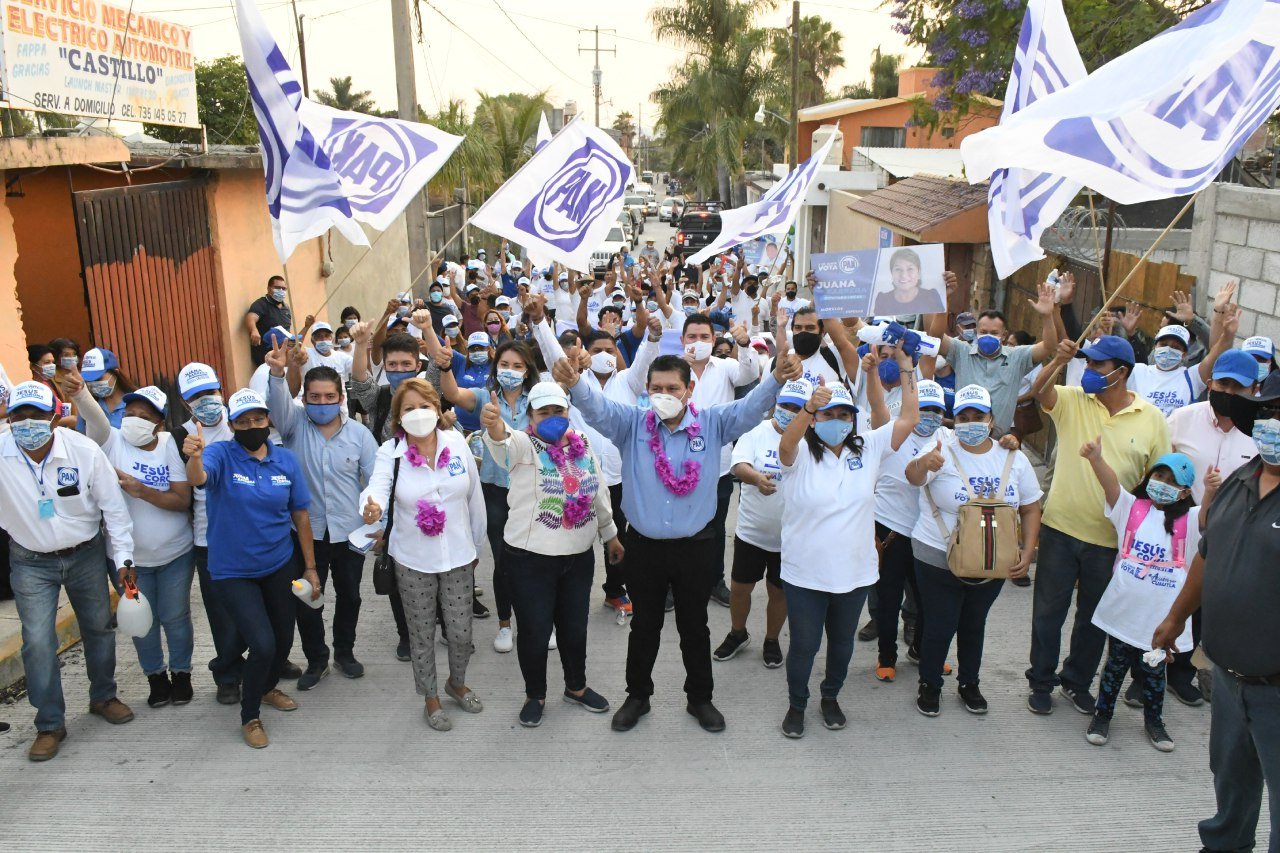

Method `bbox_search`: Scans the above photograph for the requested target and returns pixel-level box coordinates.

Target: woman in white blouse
[360,379,486,731]
[481,381,624,728]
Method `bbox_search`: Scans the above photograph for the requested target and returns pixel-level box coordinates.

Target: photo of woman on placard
[871,248,946,316]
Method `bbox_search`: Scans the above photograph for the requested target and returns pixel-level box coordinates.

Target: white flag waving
[535,112,552,152]
[962,0,1280,204]
[469,117,634,271]
[986,0,1087,279]
[233,0,463,261]
[686,134,837,266]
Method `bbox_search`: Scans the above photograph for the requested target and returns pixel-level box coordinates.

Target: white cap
[178,362,220,400]
[495,295,512,307]
[227,388,269,420]
[442,313,459,327]
[510,260,523,270]
[9,381,54,412]
[466,260,482,271]
[1243,335,1274,358]
[466,332,490,348]
[917,380,945,410]
[528,381,570,411]
[777,378,814,406]
[434,275,449,285]
[517,276,530,287]
[1155,324,1191,346]
[123,386,168,414]
[954,384,992,414]
[819,383,857,411]
[310,321,333,335]
[80,347,118,381]
[465,283,480,294]
[397,291,412,303]
[477,248,487,256]
[557,271,569,282]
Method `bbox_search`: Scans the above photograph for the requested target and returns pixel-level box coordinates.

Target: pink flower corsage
[415,500,447,537]
[562,493,593,528]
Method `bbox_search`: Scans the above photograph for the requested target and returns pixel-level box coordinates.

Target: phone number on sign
[121,104,188,123]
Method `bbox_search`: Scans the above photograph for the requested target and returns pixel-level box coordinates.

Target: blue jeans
[212,561,296,725]
[1026,525,1116,694]
[9,535,117,731]
[782,580,870,710]
[194,546,247,687]
[131,551,195,676]
[1198,666,1280,852]
[914,560,1003,689]
[504,545,594,700]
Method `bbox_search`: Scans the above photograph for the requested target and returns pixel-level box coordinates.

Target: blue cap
[953,384,992,414]
[80,347,119,381]
[262,326,295,348]
[1152,452,1195,487]
[1078,335,1135,367]
[777,378,814,406]
[1212,349,1259,387]
[708,309,732,331]
[819,383,857,411]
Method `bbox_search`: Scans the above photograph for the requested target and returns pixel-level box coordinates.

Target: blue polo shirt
[201,440,311,580]
[449,350,491,432]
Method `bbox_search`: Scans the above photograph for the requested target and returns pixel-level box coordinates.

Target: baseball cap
[681,291,699,303]
[310,321,333,335]
[1212,349,1259,387]
[517,276,530,287]
[1078,335,1136,367]
[466,259,482,271]
[466,332,490,349]
[442,314,459,327]
[1154,324,1191,347]
[397,291,412,303]
[123,385,168,415]
[819,383,857,411]
[510,259,523,270]
[918,380,946,410]
[955,312,977,328]
[1242,335,1274,359]
[477,248,487,256]
[9,381,55,412]
[433,276,448,287]
[178,362,220,399]
[1152,452,1196,487]
[528,381,570,411]
[749,336,769,354]
[81,347,119,381]
[495,295,512,307]
[263,326,295,348]
[708,309,732,331]
[465,283,480,294]
[777,378,814,407]
[954,384,992,414]
[557,271,569,283]
[227,388,268,420]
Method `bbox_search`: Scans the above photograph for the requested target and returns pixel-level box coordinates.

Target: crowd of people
[1,239,1276,852]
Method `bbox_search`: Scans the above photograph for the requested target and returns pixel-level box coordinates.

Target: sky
[124,0,919,135]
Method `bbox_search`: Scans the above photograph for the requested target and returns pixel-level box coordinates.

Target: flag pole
[1086,191,1108,298]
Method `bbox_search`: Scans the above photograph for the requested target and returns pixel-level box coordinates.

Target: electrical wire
[421,0,540,91]
[492,0,578,84]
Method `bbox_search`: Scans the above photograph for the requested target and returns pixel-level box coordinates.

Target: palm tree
[473,91,553,181]
[840,49,903,100]
[769,15,845,109]
[418,99,501,200]
[314,76,378,114]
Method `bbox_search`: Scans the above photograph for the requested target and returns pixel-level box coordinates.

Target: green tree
[612,111,636,136]
[314,76,379,114]
[840,49,902,99]
[473,91,553,181]
[0,109,35,137]
[417,98,501,199]
[145,55,257,144]
[768,15,845,109]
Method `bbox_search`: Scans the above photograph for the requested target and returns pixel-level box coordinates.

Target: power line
[492,0,577,84]
[421,0,541,92]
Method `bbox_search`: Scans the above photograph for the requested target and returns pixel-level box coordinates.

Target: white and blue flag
[233,0,463,261]
[469,116,634,271]
[963,0,1280,205]
[986,0,1086,279]
[535,112,552,153]
[686,134,836,266]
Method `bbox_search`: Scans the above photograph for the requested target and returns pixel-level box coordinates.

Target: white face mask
[649,391,686,420]
[120,416,158,448]
[400,408,438,437]
[685,341,713,362]
[590,351,617,375]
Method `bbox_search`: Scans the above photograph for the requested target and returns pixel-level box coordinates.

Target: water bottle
[292,578,324,609]
[1046,268,1062,303]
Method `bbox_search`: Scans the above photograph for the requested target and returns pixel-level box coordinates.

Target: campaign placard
[811,243,946,319]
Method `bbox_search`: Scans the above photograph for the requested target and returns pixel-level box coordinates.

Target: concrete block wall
[1188,183,1280,342]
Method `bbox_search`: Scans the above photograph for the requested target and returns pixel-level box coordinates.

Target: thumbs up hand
[362,495,383,525]
[921,439,945,473]
[183,422,205,459]
[480,399,502,431]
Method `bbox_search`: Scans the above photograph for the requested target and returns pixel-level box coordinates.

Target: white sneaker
[493,626,514,653]
[548,629,557,650]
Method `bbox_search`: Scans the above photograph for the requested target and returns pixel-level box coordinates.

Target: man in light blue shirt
[555,347,802,733]
[267,354,378,688]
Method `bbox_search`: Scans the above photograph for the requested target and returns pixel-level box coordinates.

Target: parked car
[645,196,659,215]
[659,197,683,222]
[591,226,630,271]
[615,212,635,247]
[624,194,649,223]
[641,170,654,185]
[674,209,722,253]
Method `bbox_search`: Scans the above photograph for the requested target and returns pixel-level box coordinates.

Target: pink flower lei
[403,440,450,536]
[645,404,701,496]
[405,442,450,469]
[534,428,587,467]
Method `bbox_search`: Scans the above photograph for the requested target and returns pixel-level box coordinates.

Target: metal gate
[72,179,227,411]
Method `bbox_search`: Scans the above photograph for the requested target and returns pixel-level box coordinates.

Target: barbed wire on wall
[1042,205,1127,264]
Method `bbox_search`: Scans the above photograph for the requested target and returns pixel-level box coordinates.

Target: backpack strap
[1121,498,1153,560]
[384,453,402,543]
[819,346,844,382]
[922,480,952,545]
[947,447,980,501]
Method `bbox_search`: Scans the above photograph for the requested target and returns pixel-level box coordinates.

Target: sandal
[445,680,483,714]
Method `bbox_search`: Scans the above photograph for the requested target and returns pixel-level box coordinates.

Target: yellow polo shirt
[1042,385,1172,547]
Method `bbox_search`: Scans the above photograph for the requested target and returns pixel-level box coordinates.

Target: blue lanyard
[20,447,52,497]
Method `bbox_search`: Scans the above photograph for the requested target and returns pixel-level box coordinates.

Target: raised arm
[437,358,478,412]
[66,370,111,447]
[576,281,593,331]
[823,317,860,381]
[780,381,827,467]
[1197,303,1239,386]
[266,354,302,443]
[1079,434,1121,508]
[889,346,920,451]
[557,357,636,446]
[1034,339,1078,411]
[860,350,890,430]
[1027,281,1060,364]
[729,322,760,386]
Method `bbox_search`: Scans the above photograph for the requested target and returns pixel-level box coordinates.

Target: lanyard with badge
[21,451,55,520]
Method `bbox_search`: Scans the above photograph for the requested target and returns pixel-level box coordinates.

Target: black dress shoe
[686,701,726,732]
[216,683,241,705]
[611,696,651,732]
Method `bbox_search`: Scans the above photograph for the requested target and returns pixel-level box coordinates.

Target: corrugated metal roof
[796,97,883,121]
[852,146,967,179]
[848,174,990,237]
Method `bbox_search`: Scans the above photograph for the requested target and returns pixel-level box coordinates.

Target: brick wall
[1187,183,1280,342]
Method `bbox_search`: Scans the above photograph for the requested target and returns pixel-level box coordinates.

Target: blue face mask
[878,360,901,385]
[976,335,1002,357]
[10,418,53,451]
[1145,478,1183,506]
[1258,360,1271,383]
[813,418,853,446]
[88,379,114,399]
[774,406,797,430]
[496,368,525,389]
[469,351,490,365]
[271,287,287,302]
[446,326,460,338]
[534,415,570,443]
[304,402,342,425]
[960,328,976,342]
[955,421,991,446]
[646,300,659,312]
[430,291,444,304]
[914,411,944,437]
[1081,367,1117,395]
[386,370,417,390]
[192,395,224,426]
[314,341,333,356]
[396,306,410,318]
[683,305,697,316]
[1153,346,1183,371]
[1252,418,1280,464]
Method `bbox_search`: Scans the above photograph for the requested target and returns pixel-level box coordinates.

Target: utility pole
[578,26,615,127]
[789,1,799,170]
[290,0,309,97]
[391,0,433,296]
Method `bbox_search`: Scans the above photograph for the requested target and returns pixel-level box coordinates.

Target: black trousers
[874,522,923,666]
[603,484,628,599]
[294,534,365,664]
[505,545,594,700]
[624,527,718,703]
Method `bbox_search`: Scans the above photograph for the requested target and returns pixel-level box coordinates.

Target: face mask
[534,415,570,443]
[1253,418,1280,465]
[305,402,342,425]
[1258,360,1271,382]
[683,305,697,316]
[955,421,991,446]
[914,411,944,437]
[88,379,115,399]
[486,322,502,335]
[1153,346,1183,371]
[792,331,821,358]
[1081,367,1119,395]
[430,291,444,304]
[315,341,334,356]
[344,318,358,328]
[192,395,225,426]
[233,426,270,452]
[401,408,438,437]
[1145,478,1183,506]
[386,370,417,390]
[976,335,1002,357]
[11,418,53,451]
[120,416,158,448]
[59,356,78,371]
[496,368,525,389]
[271,287,287,302]
[814,418,853,446]
[396,306,410,318]
[773,406,797,430]
[960,328,976,342]
[785,291,798,300]
[336,340,352,351]
[649,392,686,420]
[590,352,617,374]
[468,351,489,366]
[499,311,512,322]
[39,364,57,379]
[558,281,569,290]
[446,327,460,338]
[746,287,758,298]
[469,296,481,306]
[878,360,901,386]
[646,300,659,312]
[685,341,713,361]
